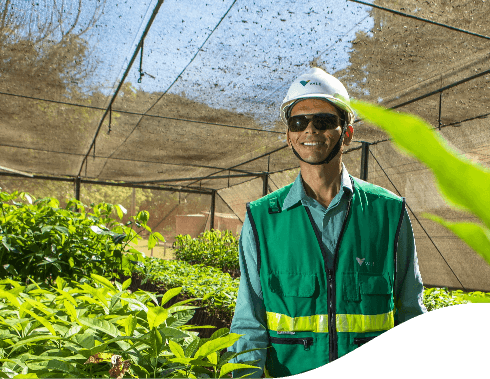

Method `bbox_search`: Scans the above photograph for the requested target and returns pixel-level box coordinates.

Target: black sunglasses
[287,113,341,132]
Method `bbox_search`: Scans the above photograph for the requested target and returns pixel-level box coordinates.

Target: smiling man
[229,67,426,378]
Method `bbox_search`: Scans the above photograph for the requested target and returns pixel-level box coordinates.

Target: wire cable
[78,0,165,177]
[349,0,490,41]
[0,142,256,173]
[390,68,490,110]
[96,0,240,180]
[185,144,289,188]
[0,90,282,135]
[368,149,466,290]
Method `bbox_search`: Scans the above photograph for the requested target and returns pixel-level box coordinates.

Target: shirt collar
[282,163,353,211]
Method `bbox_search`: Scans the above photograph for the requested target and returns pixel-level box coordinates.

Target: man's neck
[300,157,343,209]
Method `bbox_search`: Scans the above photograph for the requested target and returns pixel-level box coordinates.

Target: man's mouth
[301,141,325,146]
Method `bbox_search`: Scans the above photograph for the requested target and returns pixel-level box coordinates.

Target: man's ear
[344,125,354,146]
[286,129,292,147]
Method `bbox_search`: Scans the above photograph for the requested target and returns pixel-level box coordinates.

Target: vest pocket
[359,273,393,315]
[270,336,314,350]
[342,273,393,317]
[359,273,392,295]
[267,334,328,377]
[269,272,316,297]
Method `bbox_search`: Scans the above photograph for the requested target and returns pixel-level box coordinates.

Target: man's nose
[304,120,319,133]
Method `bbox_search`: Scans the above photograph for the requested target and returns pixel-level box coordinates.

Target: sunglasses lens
[288,117,308,132]
[288,114,340,132]
[314,114,339,130]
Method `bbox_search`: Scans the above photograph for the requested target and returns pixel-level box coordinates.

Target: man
[229,67,426,378]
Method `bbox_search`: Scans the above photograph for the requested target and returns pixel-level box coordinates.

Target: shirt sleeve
[228,212,268,377]
[394,208,428,324]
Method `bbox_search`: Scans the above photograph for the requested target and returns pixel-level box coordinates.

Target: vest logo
[300,80,310,86]
[356,257,365,266]
[356,257,374,266]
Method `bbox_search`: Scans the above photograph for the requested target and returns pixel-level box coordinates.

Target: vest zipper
[329,195,353,362]
[270,337,314,351]
[304,194,353,363]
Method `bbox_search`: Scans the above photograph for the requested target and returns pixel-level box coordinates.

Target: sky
[19,0,376,126]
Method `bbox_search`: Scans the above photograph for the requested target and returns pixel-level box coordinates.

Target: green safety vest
[246,176,405,377]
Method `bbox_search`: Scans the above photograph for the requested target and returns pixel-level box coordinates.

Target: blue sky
[19,0,375,126]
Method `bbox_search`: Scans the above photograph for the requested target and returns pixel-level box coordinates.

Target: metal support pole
[131,187,136,218]
[438,90,443,130]
[73,176,82,213]
[262,173,269,197]
[360,142,370,181]
[210,190,216,230]
[74,176,81,201]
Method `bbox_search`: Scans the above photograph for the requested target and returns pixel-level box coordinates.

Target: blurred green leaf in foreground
[351,100,490,277]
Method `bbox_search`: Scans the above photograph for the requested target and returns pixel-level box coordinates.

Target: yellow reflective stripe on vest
[267,312,329,333]
[336,311,394,332]
[267,310,394,333]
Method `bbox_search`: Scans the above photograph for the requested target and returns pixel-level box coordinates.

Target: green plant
[135,258,239,322]
[0,275,259,378]
[423,287,468,311]
[351,100,490,301]
[174,230,239,277]
[0,189,164,284]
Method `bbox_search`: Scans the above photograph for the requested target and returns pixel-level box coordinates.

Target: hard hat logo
[300,80,310,86]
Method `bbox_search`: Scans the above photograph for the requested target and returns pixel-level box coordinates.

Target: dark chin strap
[291,123,347,166]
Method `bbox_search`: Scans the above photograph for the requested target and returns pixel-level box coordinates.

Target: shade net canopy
[1,0,490,290]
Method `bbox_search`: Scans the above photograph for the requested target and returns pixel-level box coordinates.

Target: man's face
[286,99,352,164]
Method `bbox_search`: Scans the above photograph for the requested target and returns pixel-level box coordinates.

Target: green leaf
[21,308,57,336]
[159,327,189,339]
[122,278,132,291]
[207,352,218,366]
[112,233,126,245]
[89,335,144,355]
[90,225,111,235]
[9,335,63,352]
[41,226,53,234]
[147,306,168,329]
[194,333,242,359]
[169,357,213,366]
[45,359,77,374]
[20,193,33,205]
[115,204,127,220]
[424,214,490,265]
[0,289,21,308]
[54,226,69,235]
[78,317,120,338]
[351,100,490,230]
[160,287,182,307]
[462,294,490,303]
[148,234,156,250]
[120,296,148,312]
[72,332,95,349]
[53,287,78,307]
[219,363,259,378]
[90,273,117,293]
[185,337,200,358]
[168,340,185,358]
[210,328,230,340]
[153,232,165,242]
[123,315,137,337]
[13,374,38,379]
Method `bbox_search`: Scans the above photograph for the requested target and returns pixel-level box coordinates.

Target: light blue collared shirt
[229,165,426,377]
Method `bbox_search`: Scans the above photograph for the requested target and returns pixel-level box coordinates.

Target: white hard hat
[280,67,355,126]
